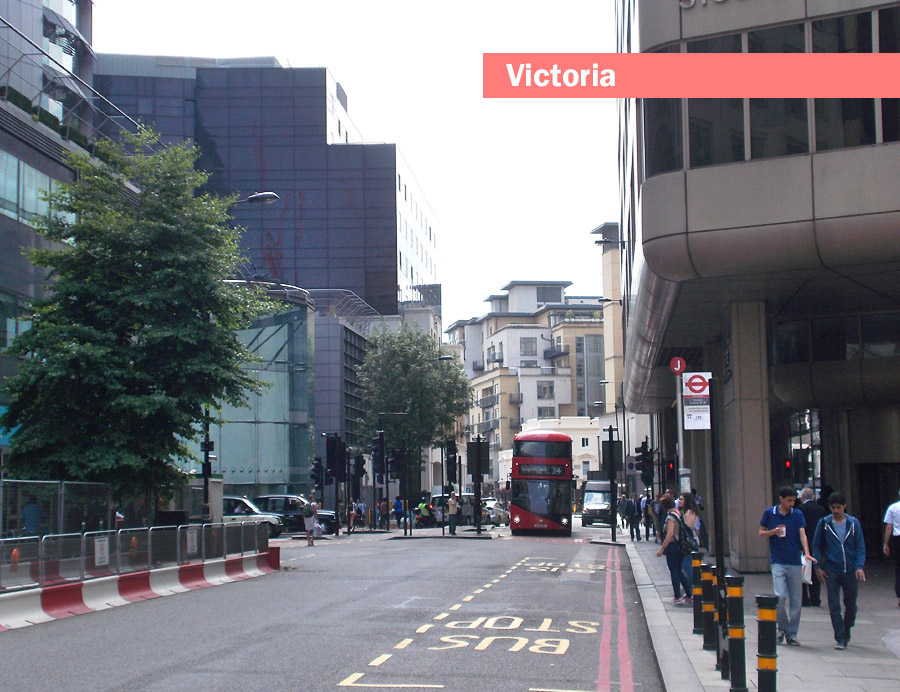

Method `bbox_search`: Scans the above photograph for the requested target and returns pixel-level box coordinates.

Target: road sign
[682,372,711,430]
[669,357,686,374]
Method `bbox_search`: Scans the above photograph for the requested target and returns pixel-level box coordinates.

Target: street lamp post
[201,190,280,520]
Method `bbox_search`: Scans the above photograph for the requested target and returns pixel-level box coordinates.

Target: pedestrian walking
[448,491,459,535]
[759,486,815,646]
[618,494,628,529]
[798,487,827,607]
[642,493,653,541]
[651,493,663,543]
[656,495,693,604]
[812,492,865,650]
[379,498,390,529]
[392,496,404,528]
[627,493,642,541]
[303,499,318,546]
[679,492,702,586]
[882,489,900,606]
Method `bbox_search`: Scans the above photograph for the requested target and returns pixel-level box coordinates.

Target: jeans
[824,570,858,643]
[665,543,692,599]
[449,513,458,535]
[891,535,900,598]
[681,553,695,593]
[771,563,803,639]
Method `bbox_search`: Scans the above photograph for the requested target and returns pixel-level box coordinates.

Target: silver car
[484,498,510,526]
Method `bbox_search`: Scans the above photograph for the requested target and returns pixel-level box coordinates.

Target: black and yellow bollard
[702,563,716,651]
[692,551,703,635]
[726,575,747,692]
[757,594,778,692]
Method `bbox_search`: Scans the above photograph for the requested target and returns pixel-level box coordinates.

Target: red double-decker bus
[509,431,573,536]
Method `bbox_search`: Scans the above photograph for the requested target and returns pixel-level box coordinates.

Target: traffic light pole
[606,425,618,544]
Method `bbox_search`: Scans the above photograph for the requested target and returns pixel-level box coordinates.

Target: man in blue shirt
[759,486,815,646]
[812,492,866,650]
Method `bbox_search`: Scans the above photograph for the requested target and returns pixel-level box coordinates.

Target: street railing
[0,521,269,591]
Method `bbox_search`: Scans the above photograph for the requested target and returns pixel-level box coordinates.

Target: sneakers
[786,638,801,646]
[670,597,685,605]
[834,642,847,650]
[777,630,786,644]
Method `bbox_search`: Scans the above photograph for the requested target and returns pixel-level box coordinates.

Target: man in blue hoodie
[812,492,866,650]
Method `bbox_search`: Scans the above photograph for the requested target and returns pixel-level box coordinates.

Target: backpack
[670,510,699,555]
[303,504,314,518]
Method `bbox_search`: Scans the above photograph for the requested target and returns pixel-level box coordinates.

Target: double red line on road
[597,546,634,692]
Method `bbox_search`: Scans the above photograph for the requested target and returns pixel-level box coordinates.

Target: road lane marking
[416,624,434,633]
[368,654,391,666]
[463,596,474,602]
[337,673,444,689]
[473,589,484,593]
[449,604,462,610]
[434,613,449,620]
[394,639,413,650]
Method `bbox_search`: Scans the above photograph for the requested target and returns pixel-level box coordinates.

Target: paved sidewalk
[597,530,900,692]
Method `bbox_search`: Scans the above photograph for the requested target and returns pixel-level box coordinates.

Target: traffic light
[372,431,386,474]
[335,438,347,483]
[389,447,404,479]
[324,435,337,484]
[635,439,654,486]
[446,439,457,483]
[665,460,676,484]
[354,455,366,479]
[312,457,324,489]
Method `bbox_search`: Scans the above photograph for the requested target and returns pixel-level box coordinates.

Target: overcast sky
[91,0,619,328]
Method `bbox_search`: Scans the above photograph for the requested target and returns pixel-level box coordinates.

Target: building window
[748,24,808,159]
[0,150,18,219]
[814,13,875,151]
[689,98,744,167]
[536,381,555,399]
[811,317,860,361]
[862,313,900,358]
[881,8,900,142]
[643,98,683,177]
[582,438,589,447]
[536,286,562,303]
[773,321,810,366]
[520,337,537,357]
[537,406,556,419]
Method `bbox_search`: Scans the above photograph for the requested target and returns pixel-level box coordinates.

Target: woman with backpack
[679,492,703,587]
[656,494,694,604]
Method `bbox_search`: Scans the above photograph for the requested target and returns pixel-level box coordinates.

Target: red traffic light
[784,459,791,468]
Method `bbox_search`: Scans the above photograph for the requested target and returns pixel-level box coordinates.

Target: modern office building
[0,1,115,455]
[93,56,441,321]
[617,0,900,570]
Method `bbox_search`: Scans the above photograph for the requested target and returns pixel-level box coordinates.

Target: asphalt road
[0,524,664,692]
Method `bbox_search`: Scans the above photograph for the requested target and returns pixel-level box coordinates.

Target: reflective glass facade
[94,63,441,318]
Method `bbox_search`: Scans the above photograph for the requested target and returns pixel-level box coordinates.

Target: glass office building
[93,57,441,320]
[618,0,900,570]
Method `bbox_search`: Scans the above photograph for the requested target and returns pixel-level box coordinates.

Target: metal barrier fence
[0,522,268,591]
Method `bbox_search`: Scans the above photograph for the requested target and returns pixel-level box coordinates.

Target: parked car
[253,494,339,535]
[484,498,510,526]
[222,496,283,537]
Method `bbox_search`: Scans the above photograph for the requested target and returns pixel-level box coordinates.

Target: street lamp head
[237,191,280,205]
[435,355,454,361]
[590,401,605,407]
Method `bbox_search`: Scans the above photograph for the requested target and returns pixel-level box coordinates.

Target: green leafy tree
[0,129,270,500]
[357,325,470,485]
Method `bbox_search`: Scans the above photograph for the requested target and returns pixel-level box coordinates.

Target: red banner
[483,53,900,98]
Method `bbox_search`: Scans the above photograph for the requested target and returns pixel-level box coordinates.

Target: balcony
[543,345,570,360]
[475,419,500,434]
[509,417,522,430]
[486,352,504,364]
[508,392,523,405]
[472,361,484,371]
[478,394,500,408]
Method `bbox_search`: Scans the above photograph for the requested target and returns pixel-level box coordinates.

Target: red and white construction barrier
[0,548,279,630]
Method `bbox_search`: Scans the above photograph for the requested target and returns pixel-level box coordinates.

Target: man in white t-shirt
[883,490,900,606]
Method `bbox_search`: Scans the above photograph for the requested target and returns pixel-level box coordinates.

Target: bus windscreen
[513,440,571,459]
